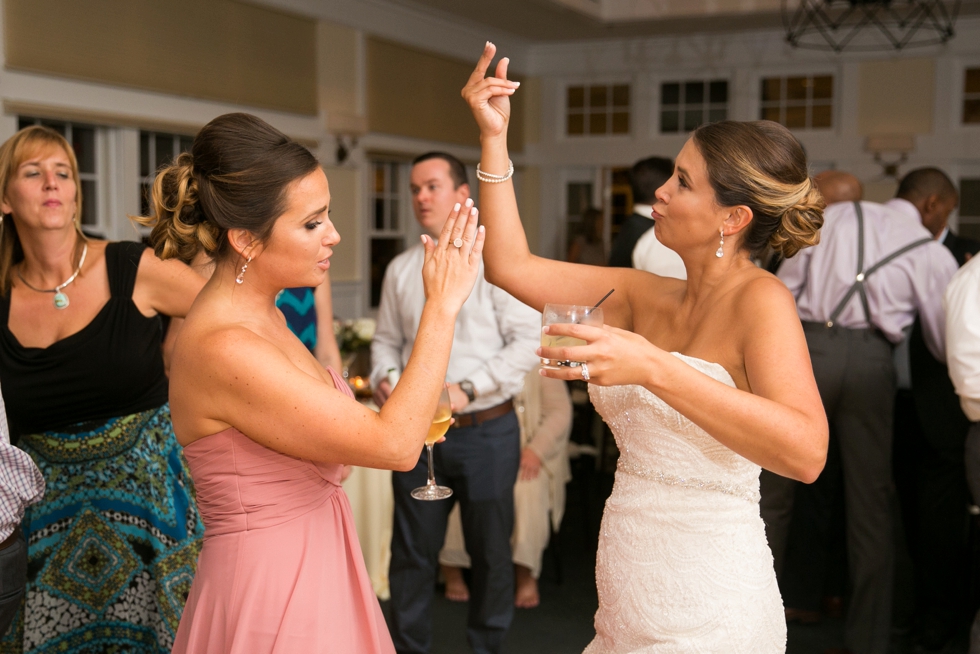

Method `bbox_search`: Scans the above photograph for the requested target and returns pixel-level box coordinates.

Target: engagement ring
[581,363,590,381]
[453,238,463,248]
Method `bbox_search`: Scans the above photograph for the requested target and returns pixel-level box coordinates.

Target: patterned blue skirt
[0,405,204,653]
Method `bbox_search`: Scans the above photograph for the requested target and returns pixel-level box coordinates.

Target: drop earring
[715,228,725,258]
[236,255,252,284]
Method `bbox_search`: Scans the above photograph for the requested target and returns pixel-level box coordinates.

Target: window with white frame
[18,116,103,233]
[369,159,408,308]
[566,84,631,136]
[959,177,980,242]
[140,131,195,217]
[660,80,728,133]
[760,75,833,130]
[964,68,980,124]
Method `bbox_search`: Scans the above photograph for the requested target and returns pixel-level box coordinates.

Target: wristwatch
[459,380,476,402]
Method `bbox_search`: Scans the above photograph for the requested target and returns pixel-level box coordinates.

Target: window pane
[72,127,96,173]
[964,99,980,124]
[567,86,584,109]
[590,85,608,109]
[812,75,833,99]
[612,85,630,107]
[761,106,781,122]
[389,164,398,193]
[684,81,704,105]
[140,132,150,177]
[567,182,593,216]
[140,182,151,217]
[374,198,384,230]
[18,117,35,130]
[786,77,808,101]
[567,113,585,135]
[708,107,727,123]
[761,78,782,102]
[589,112,608,135]
[961,179,980,216]
[785,105,807,128]
[374,165,385,194]
[661,83,680,106]
[81,179,97,226]
[709,80,728,104]
[155,134,175,170]
[811,104,833,128]
[179,136,194,154]
[371,238,405,307]
[683,109,703,132]
[390,198,399,231]
[41,120,66,136]
[965,68,980,94]
[611,112,630,134]
[660,110,680,133]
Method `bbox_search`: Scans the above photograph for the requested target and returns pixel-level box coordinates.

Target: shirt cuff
[468,370,498,399]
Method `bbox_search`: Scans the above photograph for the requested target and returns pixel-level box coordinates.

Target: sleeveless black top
[0,241,169,439]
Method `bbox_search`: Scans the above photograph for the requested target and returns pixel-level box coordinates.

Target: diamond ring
[453,237,463,248]
[581,363,590,381]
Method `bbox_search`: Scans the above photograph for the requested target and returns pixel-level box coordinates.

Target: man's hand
[447,383,470,412]
[519,448,542,481]
[374,379,393,407]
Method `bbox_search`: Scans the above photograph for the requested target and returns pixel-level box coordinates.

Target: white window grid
[565,83,631,137]
[18,116,105,235]
[139,131,195,220]
[659,79,729,134]
[369,159,408,307]
[759,74,835,130]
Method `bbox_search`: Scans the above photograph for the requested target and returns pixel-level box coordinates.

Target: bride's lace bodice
[590,353,761,504]
[584,353,785,654]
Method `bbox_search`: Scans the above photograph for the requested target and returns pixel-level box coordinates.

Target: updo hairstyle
[692,120,824,259]
[138,113,319,263]
[0,125,86,296]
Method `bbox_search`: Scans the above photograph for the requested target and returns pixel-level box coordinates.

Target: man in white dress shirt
[371,152,539,654]
[943,253,980,654]
[777,192,958,654]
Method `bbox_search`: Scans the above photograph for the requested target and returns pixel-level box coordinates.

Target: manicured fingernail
[538,368,546,375]
[535,347,542,355]
[470,207,478,216]
[465,198,474,207]
[421,235,427,243]
[478,225,485,233]
[541,326,549,333]
[513,81,520,87]
[454,202,461,212]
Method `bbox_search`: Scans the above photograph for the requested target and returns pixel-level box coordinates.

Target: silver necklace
[16,243,89,309]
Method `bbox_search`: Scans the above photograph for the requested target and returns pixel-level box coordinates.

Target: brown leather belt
[450,400,514,430]
[0,526,22,551]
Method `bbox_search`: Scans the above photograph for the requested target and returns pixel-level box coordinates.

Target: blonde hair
[692,120,824,259]
[0,126,86,296]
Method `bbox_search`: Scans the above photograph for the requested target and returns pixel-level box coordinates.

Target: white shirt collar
[937,225,950,243]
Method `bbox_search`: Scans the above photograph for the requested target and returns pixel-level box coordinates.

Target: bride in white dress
[461,44,829,653]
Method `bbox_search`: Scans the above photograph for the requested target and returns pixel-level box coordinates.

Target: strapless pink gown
[172,368,394,653]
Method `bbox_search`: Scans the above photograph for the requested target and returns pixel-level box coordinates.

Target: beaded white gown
[584,353,786,654]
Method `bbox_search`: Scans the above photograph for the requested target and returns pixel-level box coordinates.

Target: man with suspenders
[777,191,958,654]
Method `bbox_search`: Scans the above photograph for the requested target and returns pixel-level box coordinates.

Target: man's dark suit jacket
[608,213,653,268]
[909,229,980,453]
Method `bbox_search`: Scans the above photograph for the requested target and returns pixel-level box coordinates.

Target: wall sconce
[865,134,915,179]
[326,112,368,165]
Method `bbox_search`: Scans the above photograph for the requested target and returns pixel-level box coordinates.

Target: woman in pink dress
[139,113,486,654]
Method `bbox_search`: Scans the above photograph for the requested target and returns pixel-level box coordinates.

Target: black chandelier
[783,0,961,52]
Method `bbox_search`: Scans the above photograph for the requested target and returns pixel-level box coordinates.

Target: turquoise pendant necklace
[16,243,88,310]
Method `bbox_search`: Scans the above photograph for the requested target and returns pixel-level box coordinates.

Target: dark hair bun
[768,177,824,258]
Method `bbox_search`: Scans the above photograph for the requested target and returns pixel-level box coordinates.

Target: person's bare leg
[442,564,469,602]
[514,564,539,608]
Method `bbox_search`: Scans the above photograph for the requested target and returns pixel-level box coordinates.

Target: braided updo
[692,120,824,259]
[136,113,319,263]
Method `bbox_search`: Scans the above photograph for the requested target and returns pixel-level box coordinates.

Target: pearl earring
[236,255,252,284]
[715,228,725,258]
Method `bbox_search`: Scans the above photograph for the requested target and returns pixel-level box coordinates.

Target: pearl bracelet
[476,160,515,184]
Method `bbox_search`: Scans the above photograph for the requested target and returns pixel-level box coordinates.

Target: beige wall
[4,0,317,115]
[366,37,524,150]
[324,165,360,281]
[857,58,934,136]
[523,77,541,146]
[519,166,542,255]
[317,21,360,123]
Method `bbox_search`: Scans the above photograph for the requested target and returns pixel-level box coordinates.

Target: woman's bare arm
[133,248,206,318]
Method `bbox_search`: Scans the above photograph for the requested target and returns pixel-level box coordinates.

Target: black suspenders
[824,202,933,328]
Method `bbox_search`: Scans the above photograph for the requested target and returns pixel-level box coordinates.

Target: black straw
[592,289,614,310]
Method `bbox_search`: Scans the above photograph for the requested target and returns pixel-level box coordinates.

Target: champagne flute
[541,303,604,369]
[411,386,454,501]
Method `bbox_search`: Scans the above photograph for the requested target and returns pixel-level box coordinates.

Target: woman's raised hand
[461,42,520,139]
[421,199,486,312]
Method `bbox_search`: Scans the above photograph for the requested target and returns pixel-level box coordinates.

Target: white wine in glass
[541,304,604,369]
[412,386,454,501]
